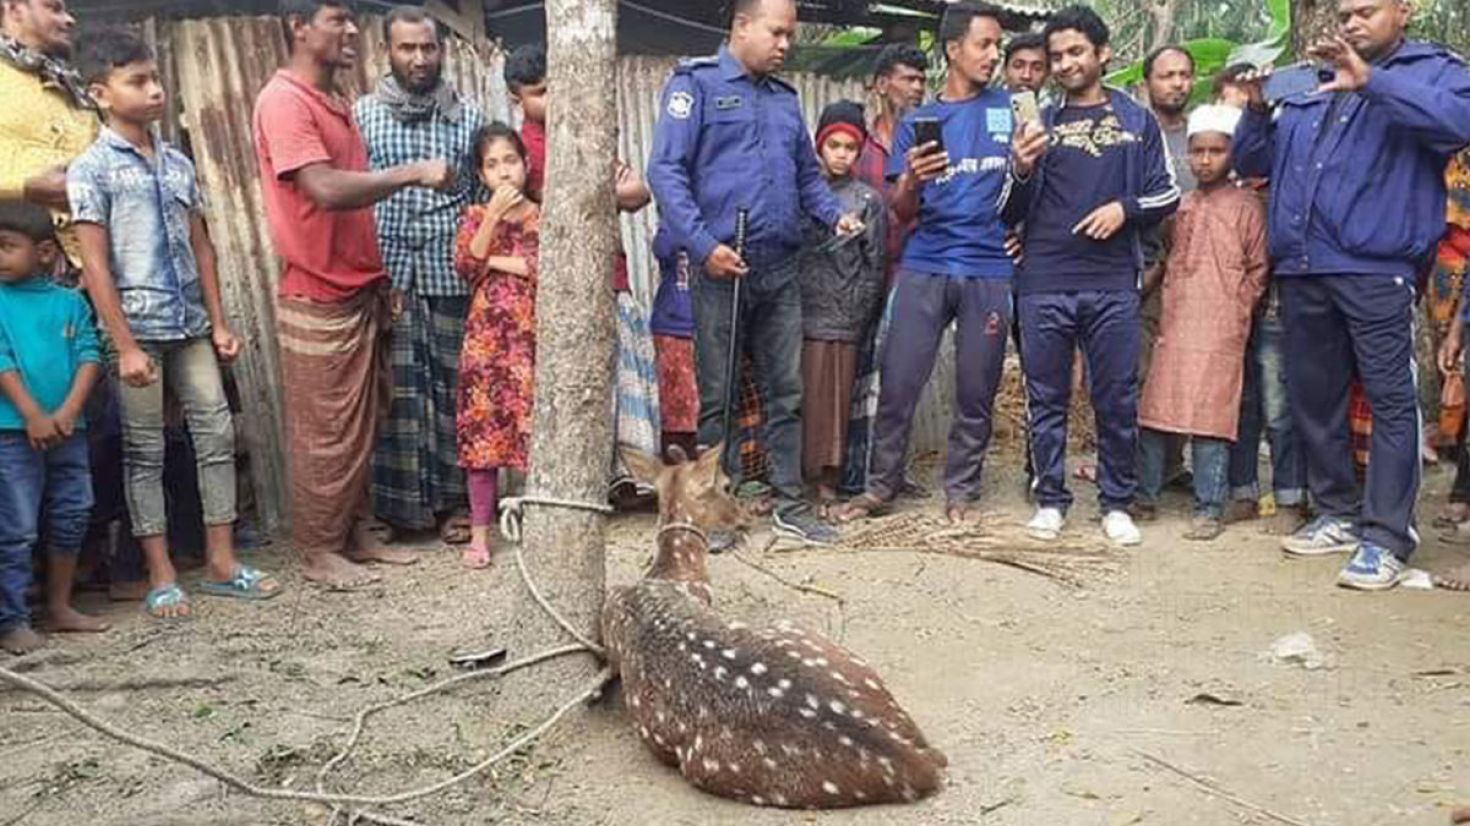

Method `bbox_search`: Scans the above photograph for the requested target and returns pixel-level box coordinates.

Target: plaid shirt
[355,90,485,296]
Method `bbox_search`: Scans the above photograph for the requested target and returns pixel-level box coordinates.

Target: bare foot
[302,553,382,590]
[109,581,150,602]
[1451,804,1470,823]
[1433,562,1470,592]
[47,606,111,633]
[1,626,45,654]
[347,523,420,566]
[945,503,969,525]
[461,542,492,570]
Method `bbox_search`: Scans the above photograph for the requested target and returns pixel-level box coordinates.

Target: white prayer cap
[1187,104,1243,139]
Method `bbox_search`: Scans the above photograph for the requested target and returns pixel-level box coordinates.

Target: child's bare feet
[47,605,110,633]
[462,525,493,569]
[302,552,382,590]
[347,521,419,566]
[1261,504,1309,536]
[1,625,45,654]
[1434,562,1470,592]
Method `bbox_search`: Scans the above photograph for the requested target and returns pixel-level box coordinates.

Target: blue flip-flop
[197,565,282,601]
[144,582,190,619]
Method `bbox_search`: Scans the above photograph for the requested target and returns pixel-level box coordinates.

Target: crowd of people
[0,0,1467,654]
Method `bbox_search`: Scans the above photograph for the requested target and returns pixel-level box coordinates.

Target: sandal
[461,542,492,570]
[1184,515,1224,542]
[440,513,473,546]
[144,583,191,619]
[197,565,282,601]
[836,493,891,523]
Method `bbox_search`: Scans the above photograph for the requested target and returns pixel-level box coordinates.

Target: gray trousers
[866,270,1011,504]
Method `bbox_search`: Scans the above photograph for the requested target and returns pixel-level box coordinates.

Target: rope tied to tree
[498,495,615,544]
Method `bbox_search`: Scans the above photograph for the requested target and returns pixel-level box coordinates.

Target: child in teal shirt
[0,202,105,654]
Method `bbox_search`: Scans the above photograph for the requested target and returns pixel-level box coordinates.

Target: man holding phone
[838,1,1016,525]
[647,0,862,546]
[1004,5,1181,546]
[1233,0,1470,590]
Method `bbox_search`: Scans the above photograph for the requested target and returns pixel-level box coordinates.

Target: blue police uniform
[647,46,845,529]
[1234,41,1470,577]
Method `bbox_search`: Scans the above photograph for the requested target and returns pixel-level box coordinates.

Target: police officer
[647,0,861,546]
[1234,0,1470,590]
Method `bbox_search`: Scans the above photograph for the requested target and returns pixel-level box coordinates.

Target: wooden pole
[503,0,619,696]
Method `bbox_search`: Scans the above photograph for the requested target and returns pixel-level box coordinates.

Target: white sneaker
[1102,510,1142,546]
[1026,507,1065,540]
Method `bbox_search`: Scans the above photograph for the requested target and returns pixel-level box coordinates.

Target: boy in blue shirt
[68,29,280,619]
[840,2,1015,525]
[0,202,105,654]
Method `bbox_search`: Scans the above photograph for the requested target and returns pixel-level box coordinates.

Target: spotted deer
[602,446,947,809]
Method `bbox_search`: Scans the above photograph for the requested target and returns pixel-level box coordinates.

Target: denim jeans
[691,260,805,511]
[115,337,237,537]
[1229,294,1307,506]
[1140,429,1229,517]
[0,433,92,632]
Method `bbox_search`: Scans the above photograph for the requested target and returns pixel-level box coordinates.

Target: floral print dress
[454,204,539,471]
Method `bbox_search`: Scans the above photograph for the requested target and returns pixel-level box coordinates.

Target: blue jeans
[0,433,92,633]
[1140,429,1229,517]
[691,260,805,511]
[1229,293,1307,506]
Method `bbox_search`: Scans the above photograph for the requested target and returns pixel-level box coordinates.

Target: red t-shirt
[520,118,630,292]
[253,70,386,301]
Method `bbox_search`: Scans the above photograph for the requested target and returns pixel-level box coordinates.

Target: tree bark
[1292,0,1339,57]
[1148,0,1180,52]
[504,0,619,709]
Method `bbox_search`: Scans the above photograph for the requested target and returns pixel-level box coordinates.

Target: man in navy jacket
[1234,0,1470,590]
[1005,5,1180,547]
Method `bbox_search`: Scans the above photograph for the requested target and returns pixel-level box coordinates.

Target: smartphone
[1263,62,1334,103]
[913,116,944,155]
[1010,91,1042,129]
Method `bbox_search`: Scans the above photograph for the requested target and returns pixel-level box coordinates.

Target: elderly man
[355,6,484,547]
[0,0,94,263]
[1235,0,1470,589]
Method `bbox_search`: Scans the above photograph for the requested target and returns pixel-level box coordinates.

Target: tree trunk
[1292,0,1339,57]
[504,0,619,709]
[1148,0,1180,52]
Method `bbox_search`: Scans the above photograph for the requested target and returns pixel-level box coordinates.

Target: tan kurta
[1139,185,1268,441]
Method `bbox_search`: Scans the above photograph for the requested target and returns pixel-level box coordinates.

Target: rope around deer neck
[656,521,708,545]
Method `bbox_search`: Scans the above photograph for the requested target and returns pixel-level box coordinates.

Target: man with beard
[253,0,453,589]
[1005,5,1180,546]
[839,2,1015,526]
[1235,0,1470,590]
[355,6,484,548]
[0,0,95,265]
[648,0,862,546]
[1132,44,1197,519]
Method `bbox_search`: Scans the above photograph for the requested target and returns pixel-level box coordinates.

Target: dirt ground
[1,453,1468,826]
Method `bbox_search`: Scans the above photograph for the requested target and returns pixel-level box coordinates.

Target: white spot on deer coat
[829,700,847,715]
[721,648,737,660]
[735,676,749,689]
[750,662,767,675]
[805,694,820,709]
[822,780,840,795]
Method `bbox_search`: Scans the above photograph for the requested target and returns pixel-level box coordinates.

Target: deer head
[621,444,748,584]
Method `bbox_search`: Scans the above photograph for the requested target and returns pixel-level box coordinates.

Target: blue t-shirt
[887,91,1015,279]
[0,277,101,432]
[1017,104,1139,293]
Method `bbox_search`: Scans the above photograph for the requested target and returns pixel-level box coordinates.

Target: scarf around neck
[0,33,95,110]
[374,74,462,123]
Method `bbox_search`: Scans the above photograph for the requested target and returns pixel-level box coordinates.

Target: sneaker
[1336,541,1405,591]
[1026,507,1065,541]
[1281,515,1358,557]
[1102,510,1142,546]
[772,506,839,547]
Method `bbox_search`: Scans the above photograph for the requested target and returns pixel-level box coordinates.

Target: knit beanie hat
[815,100,868,149]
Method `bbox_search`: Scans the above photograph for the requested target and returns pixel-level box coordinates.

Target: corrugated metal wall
[158,15,956,530]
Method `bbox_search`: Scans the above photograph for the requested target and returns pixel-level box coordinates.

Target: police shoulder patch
[668,91,695,120]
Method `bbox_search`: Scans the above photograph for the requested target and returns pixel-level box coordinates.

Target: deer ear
[693,442,725,478]
[621,448,665,486]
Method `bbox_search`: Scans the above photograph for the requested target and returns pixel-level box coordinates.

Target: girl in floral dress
[454,123,539,569]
